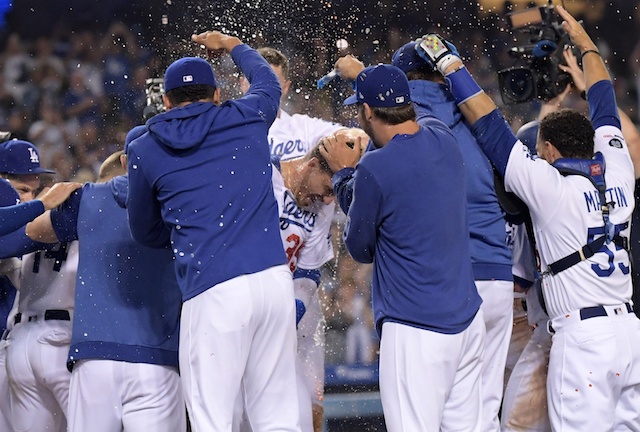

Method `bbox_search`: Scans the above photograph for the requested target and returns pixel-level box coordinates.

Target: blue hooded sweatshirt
[409,80,512,282]
[51,176,181,370]
[126,44,286,301]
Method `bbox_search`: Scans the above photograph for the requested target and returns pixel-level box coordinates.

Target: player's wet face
[297,163,334,207]
[6,174,40,202]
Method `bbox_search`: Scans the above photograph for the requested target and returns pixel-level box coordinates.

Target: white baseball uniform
[271,110,342,426]
[500,108,640,429]
[6,241,78,432]
[235,164,334,432]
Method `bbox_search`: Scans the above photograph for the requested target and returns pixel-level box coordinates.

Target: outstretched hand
[334,55,365,81]
[559,47,586,94]
[556,5,597,53]
[191,31,241,53]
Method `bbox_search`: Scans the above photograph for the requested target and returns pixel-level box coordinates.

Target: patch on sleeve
[609,138,623,149]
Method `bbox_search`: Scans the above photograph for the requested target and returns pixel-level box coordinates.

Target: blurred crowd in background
[1,0,640,365]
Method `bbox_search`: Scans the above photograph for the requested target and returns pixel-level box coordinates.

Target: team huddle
[0,4,639,432]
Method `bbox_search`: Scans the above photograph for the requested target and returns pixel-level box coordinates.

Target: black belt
[14,309,71,325]
[548,303,634,334]
[579,303,634,320]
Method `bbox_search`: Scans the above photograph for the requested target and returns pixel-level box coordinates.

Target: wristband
[444,66,484,106]
[581,49,600,59]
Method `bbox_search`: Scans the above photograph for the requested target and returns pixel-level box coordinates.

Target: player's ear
[162,94,173,110]
[363,103,373,120]
[120,154,127,172]
[281,78,292,98]
[213,87,221,106]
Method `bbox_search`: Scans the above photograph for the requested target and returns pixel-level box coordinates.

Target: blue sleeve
[332,167,356,214]
[293,268,321,286]
[587,80,621,130]
[126,147,171,248]
[0,200,45,236]
[49,188,82,243]
[232,44,281,125]
[343,164,381,264]
[471,109,519,177]
[0,226,52,258]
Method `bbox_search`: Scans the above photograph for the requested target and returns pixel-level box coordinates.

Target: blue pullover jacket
[126,44,286,301]
[51,176,181,370]
[409,80,512,282]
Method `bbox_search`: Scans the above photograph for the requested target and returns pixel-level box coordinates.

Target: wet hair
[539,108,594,159]
[165,84,215,106]
[307,142,335,175]
[257,47,289,78]
[359,103,416,126]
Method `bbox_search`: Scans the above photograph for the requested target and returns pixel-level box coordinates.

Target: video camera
[142,78,166,121]
[497,1,573,105]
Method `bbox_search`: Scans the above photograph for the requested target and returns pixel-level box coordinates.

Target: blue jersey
[127,44,286,301]
[50,176,181,370]
[409,80,512,281]
[337,122,481,336]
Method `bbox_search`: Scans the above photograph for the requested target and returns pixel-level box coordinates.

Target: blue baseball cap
[124,125,147,154]
[0,140,55,175]
[344,64,411,107]
[392,41,431,73]
[164,57,217,92]
[0,178,19,207]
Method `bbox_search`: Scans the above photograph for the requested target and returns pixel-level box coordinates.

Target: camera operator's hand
[334,55,365,81]
[415,34,462,75]
[559,47,586,94]
[191,31,241,53]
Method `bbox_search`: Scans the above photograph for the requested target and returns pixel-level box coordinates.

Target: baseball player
[322,64,485,431]
[390,41,513,432]
[235,132,364,432]
[0,179,20,432]
[126,32,299,431]
[239,47,348,431]
[0,140,80,432]
[421,6,640,430]
[22,127,185,432]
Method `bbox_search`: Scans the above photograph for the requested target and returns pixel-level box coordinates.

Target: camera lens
[498,67,536,104]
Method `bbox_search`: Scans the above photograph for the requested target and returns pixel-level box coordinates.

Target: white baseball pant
[547,306,640,431]
[379,310,485,432]
[180,265,300,432]
[68,359,185,432]
[6,318,72,432]
[476,279,514,432]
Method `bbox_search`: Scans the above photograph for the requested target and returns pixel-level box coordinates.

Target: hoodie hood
[409,80,463,130]
[109,175,129,208]
[146,102,219,150]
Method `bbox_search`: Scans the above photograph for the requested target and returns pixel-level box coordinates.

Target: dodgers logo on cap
[0,140,56,175]
[343,64,412,108]
[164,57,217,92]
